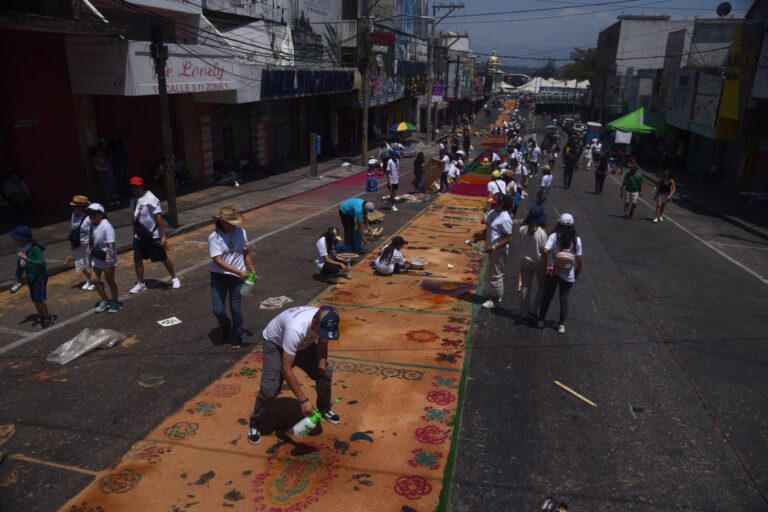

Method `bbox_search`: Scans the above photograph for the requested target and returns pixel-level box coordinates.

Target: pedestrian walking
[463,133,471,157]
[412,152,425,194]
[563,146,577,189]
[386,151,400,212]
[68,195,95,291]
[536,165,553,205]
[128,177,180,294]
[487,170,507,201]
[528,141,540,177]
[208,207,256,349]
[594,152,608,194]
[3,172,37,223]
[315,227,349,282]
[87,203,120,313]
[481,193,514,310]
[338,198,374,252]
[538,213,583,333]
[621,162,644,219]
[9,225,56,328]
[439,153,451,193]
[373,236,410,275]
[248,306,342,445]
[517,206,548,326]
[652,170,676,223]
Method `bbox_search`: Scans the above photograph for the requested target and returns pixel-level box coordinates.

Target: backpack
[554,245,575,274]
[69,216,86,249]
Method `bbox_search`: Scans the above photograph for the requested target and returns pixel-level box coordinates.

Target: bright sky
[438,0,754,67]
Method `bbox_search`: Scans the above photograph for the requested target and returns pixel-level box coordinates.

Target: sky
[437,0,755,68]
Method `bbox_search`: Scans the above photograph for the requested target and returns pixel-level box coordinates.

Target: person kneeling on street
[315,227,350,282]
[248,306,342,445]
[373,236,409,275]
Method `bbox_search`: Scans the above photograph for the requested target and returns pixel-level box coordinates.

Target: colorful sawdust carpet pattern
[62,193,487,512]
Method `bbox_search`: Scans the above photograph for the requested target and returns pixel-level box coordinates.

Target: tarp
[606,107,669,134]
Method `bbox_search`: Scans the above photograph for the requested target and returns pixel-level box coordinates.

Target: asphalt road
[0,162,428,511]
[450,114,768,511]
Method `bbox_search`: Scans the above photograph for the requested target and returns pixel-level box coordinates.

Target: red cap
[129,176,144,186]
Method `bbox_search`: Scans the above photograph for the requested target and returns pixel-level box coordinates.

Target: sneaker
[171,277,181,289]
[31,316,43,327]
[129,282,146,294]
[653,217,659,223]
[481,299,497,309]
[391,205,399,212]
[247,421,261,445]
[108,301,122,313]
[321,409,341,425]
[81,281,92,290]
[41,315,58,329]
[95,301,111,313]
[231,341,242,349]
[86,283,96,291]
[659,216,664,222]
[557,324,566,334]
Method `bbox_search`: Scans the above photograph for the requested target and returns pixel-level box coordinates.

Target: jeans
[251,341,333,428]
[210,272,243,345]
[519,262,545,318]
[439,172,450,192]
[339,211,359,252]
[413,174,424,193]
[564,166,575,189]
[538,275,575,325]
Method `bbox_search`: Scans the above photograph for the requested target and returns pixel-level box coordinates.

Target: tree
[558,47,597,81]
[537,57,557,79]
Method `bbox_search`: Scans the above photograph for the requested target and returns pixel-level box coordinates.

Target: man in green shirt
[620,161,644,219]
[10,225,56,328]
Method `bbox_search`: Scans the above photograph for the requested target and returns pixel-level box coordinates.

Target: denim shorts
[28,276,48,303]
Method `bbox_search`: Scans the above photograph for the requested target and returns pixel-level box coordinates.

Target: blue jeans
[210,272,243,345]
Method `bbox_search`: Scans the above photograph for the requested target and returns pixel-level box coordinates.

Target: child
[9,225,56,328]
[373,236,409,275]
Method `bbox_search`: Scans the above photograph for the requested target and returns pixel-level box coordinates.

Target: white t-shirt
[513,164,529,178]
[442,154,450,173]
[90,219,117,268]
[368,157,378,166]
[448,163,460,179]
[315,236,331,269]
[518,225,548,265]
[263,306,319,356]
[491,153,501,162]
[209,227,249,275]
[71,212,92,247]
[485,210,513,255]
[530,146,540,163]
[387,158,399,184]
[374,245,406,274]
[131,191,162,239]
[487,179,507,197]
[592,142,603,154]
[506,180,518,197]
[540,174,553,191]
[545,233,583,282]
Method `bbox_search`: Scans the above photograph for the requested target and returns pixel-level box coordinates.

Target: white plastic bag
[46,328,126,365]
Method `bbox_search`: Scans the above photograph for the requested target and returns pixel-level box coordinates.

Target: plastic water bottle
[465,240,485,253]
[240,272,257,296]
[292,410,324,437]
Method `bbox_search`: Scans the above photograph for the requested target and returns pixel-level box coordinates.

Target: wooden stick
[553,380,598,408]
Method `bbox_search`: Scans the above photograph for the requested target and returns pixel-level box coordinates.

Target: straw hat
[213,206,244,226]
[69,195,90,206]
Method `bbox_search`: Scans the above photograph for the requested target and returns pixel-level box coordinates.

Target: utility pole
[453,55,461,132]
[150,27,178,227]
[359,16,372,166]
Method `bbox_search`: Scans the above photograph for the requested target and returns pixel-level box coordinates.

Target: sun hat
[86,203,105,214]
[9,225,33,242]
[69,195,90,206]
[213,206,244,226]
[129,176,144,186]
[558,213,575,226]
[315,306,340,341]
[491,170,502,179]
[525,205,548,226]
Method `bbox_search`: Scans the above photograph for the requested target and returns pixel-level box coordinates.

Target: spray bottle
[240,272,258,296]
[465,240,485,253]
[291,398,341,437]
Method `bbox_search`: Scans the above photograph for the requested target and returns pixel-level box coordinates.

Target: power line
[443,0,641,18]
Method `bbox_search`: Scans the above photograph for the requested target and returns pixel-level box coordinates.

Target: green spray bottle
[291,398,341,437]
[240,272,258,296]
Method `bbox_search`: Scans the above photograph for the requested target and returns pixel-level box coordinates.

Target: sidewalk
[641,165,768,241]
[0,151,405,290]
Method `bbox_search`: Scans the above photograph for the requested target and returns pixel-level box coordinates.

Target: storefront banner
[66,36,127,95]
[124,0,200,14]
[692,72,722,128]
[431,80,444,103]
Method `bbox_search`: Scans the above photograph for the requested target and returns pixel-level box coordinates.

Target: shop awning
[606,107,669,134]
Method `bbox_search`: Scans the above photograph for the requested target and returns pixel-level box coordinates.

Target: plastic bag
[46,328,126,365]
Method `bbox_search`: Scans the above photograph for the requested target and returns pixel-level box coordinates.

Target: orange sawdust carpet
[62,193,487,512]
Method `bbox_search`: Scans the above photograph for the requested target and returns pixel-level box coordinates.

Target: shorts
[28,276,48,303]
[656,193,668,203]
[72,246,89,272]
[388,182,399,192]
[133,238,168,262]
[624,191,640,204]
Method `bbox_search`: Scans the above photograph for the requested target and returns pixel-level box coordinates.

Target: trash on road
[46,328,126,365]
[259,296,294,310]
[157,317,183,327]
[554,380,598,408]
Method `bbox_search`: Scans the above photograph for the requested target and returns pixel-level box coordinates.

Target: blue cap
[9,225,33,242]
[316,306,340,341]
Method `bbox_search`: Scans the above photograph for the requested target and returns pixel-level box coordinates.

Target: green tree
[537,57,557,79]
[558,47,597,81]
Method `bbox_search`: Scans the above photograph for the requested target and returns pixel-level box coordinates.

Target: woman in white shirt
[373,236,409,275]
[87,203,120,313]
[68,195,94,291]
[208,207,256,349]
[517,206,549,325]
[315,227,350,282]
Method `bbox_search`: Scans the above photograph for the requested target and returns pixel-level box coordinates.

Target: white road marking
[629,403,637,420]
[608,175,768,286]
[0,170,411,356]
[710,242,768,251]
[0,326,35,336]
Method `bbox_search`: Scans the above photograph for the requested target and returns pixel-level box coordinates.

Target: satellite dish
[716,2,732,17]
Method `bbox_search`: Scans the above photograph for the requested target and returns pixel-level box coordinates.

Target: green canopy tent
[606,106,669,134]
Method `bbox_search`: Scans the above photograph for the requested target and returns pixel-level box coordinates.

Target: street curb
[0,165,364,292]
[642,171,768,242]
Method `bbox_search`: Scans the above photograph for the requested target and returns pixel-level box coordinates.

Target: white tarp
[615,130,633,144]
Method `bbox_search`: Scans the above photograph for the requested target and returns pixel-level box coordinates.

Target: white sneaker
[557,324,566,333]
[129,282,147,294]
[653,217,659,223]
[86,283,96,291]
[171,277,181,289]
[659,216,664,222]
[481,299,496,309]
[391,205,399,212]
[81,281,92,290]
